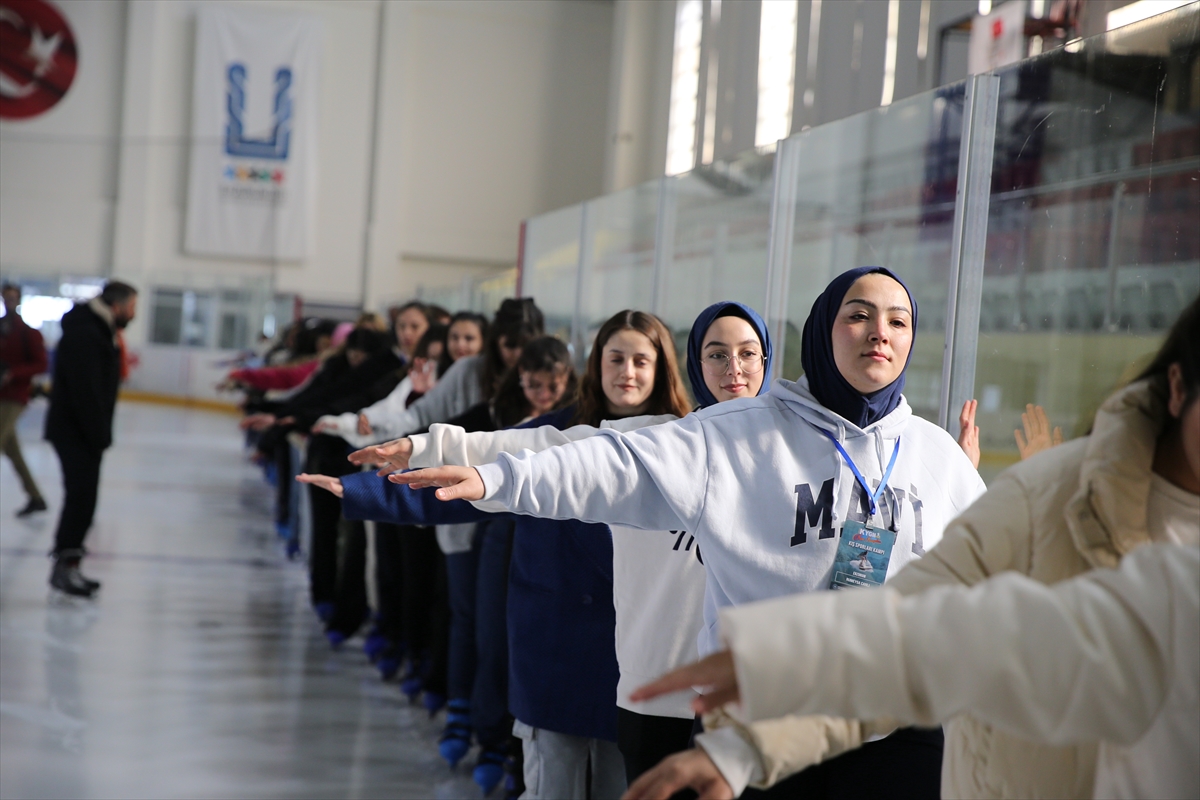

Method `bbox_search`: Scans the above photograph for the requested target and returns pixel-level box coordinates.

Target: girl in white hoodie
[357,301,778,788]
[395,267,987,798]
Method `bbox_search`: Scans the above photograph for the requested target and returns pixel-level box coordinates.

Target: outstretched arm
[396,415,709,532]
[641,543,1193,748]
[339,471,495,527]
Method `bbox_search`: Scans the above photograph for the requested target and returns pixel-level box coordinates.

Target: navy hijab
[687,302,774,409]
[800,267,917,429]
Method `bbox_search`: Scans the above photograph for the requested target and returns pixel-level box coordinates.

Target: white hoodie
[474,377,986,656]
[410,413,706,719]
[317,375,416,449]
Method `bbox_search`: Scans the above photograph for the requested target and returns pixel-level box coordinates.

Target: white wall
[0,0,126,275]
[0,0,615,336]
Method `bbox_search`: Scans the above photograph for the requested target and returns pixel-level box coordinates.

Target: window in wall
[150,289,214,348]
[666,0,704,175]
[755,0,799,147]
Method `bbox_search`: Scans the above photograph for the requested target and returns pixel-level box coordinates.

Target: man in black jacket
[44,281,137,597]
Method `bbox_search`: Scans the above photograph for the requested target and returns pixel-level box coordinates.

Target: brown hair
[492,336,578,427]
[573,310,692,427]
[1136,293,1200,413]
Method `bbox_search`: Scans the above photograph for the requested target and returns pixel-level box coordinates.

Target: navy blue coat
[340,406,619,742]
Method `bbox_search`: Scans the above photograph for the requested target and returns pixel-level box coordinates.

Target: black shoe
[16,497,48,517]
[49,560,98,598]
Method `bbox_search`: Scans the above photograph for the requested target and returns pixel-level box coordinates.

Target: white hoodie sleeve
[472,413,709,532]
[721,543,1197,748]
[410,414,679,468]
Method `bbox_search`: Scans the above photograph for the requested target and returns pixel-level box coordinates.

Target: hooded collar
[768,376,912,443]
[800,267,916,429]
[86,296,118,341]
[1066,379,1165,568]
[687,301,774,409]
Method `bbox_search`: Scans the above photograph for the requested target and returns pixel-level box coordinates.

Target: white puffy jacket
[719,542,1199,800]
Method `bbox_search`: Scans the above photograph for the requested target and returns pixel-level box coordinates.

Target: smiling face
[448,319,484,362]
[700,315,765,403]
[521,368,569,417]
[831,273,913,394]
[600,328,658,416]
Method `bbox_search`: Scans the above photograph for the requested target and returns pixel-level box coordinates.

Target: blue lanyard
[820,430,900,519]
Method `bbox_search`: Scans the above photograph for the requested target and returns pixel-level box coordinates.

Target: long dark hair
[481,298,544,400]
[492,336,576,428]
[1136,294,1200,414]
[573,310,692,428]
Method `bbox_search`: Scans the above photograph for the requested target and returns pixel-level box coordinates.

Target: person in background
[0,282,49,517]
[43,280,138,597]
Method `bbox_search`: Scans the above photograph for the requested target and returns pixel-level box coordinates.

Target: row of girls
[296,267,1001,799]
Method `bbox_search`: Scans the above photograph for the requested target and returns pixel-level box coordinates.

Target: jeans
[514,720,627,800]
[50,438,104,557]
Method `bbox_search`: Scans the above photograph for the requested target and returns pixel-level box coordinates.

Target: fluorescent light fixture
[880,0,900,106]
[666,0,703,175]
[1107,0,1193,30]
[702,0,721,164]
[755,0,799,146]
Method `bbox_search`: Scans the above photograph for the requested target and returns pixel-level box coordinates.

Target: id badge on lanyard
[821,430,901,591]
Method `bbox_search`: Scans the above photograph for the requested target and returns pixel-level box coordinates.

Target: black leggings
[617,708,696,792]
[741,726,944,800]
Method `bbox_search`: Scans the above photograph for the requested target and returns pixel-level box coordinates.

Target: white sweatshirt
[317,376,416,449]
[474,377,986,656]
[410,413,706,718]
[719,543,1200,800]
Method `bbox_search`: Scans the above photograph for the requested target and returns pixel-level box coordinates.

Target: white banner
[185,6,321,261]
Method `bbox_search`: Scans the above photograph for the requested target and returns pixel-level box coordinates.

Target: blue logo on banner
[224,63,292,160]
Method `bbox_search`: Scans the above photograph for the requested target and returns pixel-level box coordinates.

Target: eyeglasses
[701,351,764,376]
[520,375,566,394]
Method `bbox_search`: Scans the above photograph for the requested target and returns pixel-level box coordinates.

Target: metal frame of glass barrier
[518,4,1198,453]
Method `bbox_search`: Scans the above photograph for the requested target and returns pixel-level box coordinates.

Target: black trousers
[374,521,406,643]
[305,434,358,607]
[617,708,697,792]
[51,438,104,557]
[741,726,944,800]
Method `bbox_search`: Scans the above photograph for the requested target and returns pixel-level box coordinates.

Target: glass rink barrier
[519,4,1199,475]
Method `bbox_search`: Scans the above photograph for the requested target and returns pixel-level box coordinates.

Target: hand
[296,473,344,499]
[629,650,738,715]
[348,437,414,473]
[1014,404,1062,460]
[387,466,485,501]
[357,413,372,437]
[957,399,980,469]
[311,419,336,434]
[239,412,276,431]
[622,749,734,800]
